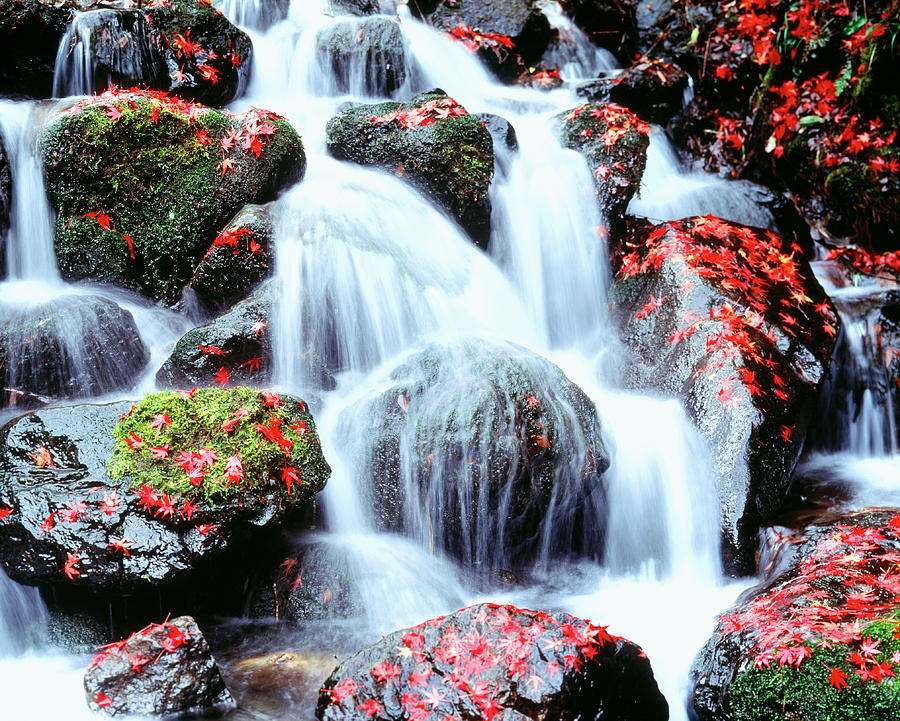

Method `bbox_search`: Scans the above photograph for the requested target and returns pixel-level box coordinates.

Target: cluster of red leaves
[322,604,621,721]
[565,102,650,147]
[825,246,900,277]
[717,515,900,689]
[523,67,562,88]
[618,216,836,410]
[370,97,469,129]
[444,24,516,61]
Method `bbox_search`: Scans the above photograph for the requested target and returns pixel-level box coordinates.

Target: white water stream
[5,1,888,720]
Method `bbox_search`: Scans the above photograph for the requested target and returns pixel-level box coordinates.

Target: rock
[0,132,10,276]
[0,388,330,590]
[326,90,494,248]
[476,112,518,153]
[555,102,650,225]
[212,0,290,32]
[0,0,73,98]
[691,509,900,721]
[560,0,638,62]
[314,16,410,97]
[427,0,552,81]
[610,216,840,571]
[317,602,668,721]
[330,0,380,15]
[84,615,235,717]
[157,285,277,390]
[44,611,111,655]
[576,57,690,125]
[188,204,275,316]
[41,88,305,304]
[339,339,609,573]
[0,294,148,404]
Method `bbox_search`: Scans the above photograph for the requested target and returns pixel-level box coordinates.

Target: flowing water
[5,1,891,720]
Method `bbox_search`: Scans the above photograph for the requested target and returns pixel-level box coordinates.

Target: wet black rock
[477,112,518,152]
[157,284,275,390]
[0,294,148,405]
[341,339,609,574]
[315,16,410,97]
[317,602,668,721]
[188,204,275,316]
[0,0,73,98]
[326,89,494,248]
[560,0,638,62]
[84,615,235,717]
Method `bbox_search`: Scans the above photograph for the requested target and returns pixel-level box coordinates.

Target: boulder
[0,0,73,98]
[560,0,638,62]
[54,1,251,106]
[84,615,235,717]
[576,57,690,125]
[325,90,493,248]
[41,88,305,304]
[426,0,552,80]
[555,102,650,224]
[691,509,900,721]
[0,294,148,404]
[188,204,275,316]
[610,215,839,571]
[314,16,410,97]
[338,339,609,573]
[0,387,330,590]
[157,285,276,390]
[317,602,668,721]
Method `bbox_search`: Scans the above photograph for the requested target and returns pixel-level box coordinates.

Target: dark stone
[555,102,650,225]
[84,615,235,717]
[0,0,73,99]
[157,284,276,390]
[476,112,518,152]
[188,203,275,316]
[330,0,381,17]
[325,89,494,248]
[0,130,10,277]
[0,294,149,405]
[576,58,690,125]
[314,16,410,97]
[560,0,638,62]
[340,339,609,574]
[317,602,668,721]
[610,216,840,572]
[691,509,900,720]
[41,90,305,304]
[0,394,329,590]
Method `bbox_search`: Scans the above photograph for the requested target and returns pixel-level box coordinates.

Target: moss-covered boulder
[692,509,900,721]
[188,204,275,316]
[314,16,409,97]
[338,339,609,575]
[157,284,276,390]
[40,88,305,304]
[0,388,330,590]
[576,58,690,125]
[555,102,649,226]
[0,0,73,98]
[610,215,839,571]
[0,294,148,405]
[325,90,494,248]
[317,603,667,721]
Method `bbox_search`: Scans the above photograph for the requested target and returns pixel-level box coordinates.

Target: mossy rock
[325,89,494,248]
[188,204,275,316]
[691,509,900,721]
[0,0,73,98]
[40,89,305,304]
[555,102,650,227]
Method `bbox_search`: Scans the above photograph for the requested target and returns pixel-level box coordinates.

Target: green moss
[729,620,900,721]
[108,387,328,507]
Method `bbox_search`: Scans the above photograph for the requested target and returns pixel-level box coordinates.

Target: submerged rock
[0,388,329,590]
[325,90,494,248]
[0,0,73,98]
[691,509,900,721]
[84,615,235,717]
[0,294,148,405]
[317,602,668,721]
[339,339,609,573]
[157,284,276,389]
[314,16,410,97]
[556,102,650,225]
[41,88,304,304]
[610,215,839,571]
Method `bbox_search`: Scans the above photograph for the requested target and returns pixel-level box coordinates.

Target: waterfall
[0,568,46,657]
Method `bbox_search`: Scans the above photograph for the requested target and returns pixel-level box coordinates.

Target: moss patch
[108,387,329,508]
